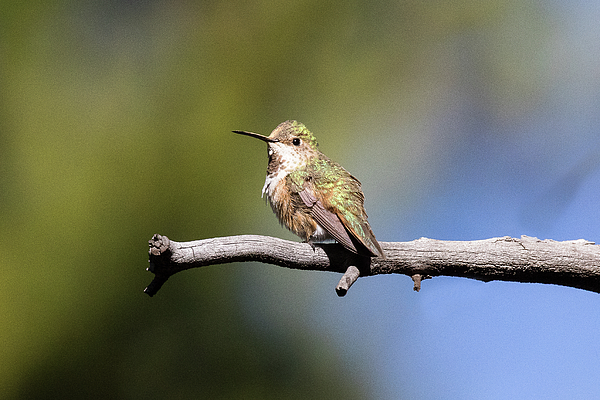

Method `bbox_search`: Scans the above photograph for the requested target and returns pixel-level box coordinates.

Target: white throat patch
[261,142,306,198]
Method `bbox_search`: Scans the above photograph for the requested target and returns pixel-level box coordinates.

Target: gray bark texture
[145,234,600,297]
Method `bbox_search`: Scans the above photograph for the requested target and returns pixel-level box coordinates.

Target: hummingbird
[234,120,385,259]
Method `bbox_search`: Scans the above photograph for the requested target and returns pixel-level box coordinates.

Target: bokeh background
[2,1,600,399]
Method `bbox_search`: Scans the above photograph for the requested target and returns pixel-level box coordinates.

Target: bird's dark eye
[292,138,301,146]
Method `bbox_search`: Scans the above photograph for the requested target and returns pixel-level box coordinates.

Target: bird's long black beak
[233,130,279,142]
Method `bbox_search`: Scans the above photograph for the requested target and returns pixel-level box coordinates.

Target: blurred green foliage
[0,0,550,398]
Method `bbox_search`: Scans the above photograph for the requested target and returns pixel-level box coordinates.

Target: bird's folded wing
[298,189,358,254]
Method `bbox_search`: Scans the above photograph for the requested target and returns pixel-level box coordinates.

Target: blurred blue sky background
[2,0,600,399]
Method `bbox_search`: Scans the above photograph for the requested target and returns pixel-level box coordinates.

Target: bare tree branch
[145,234,600,297]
